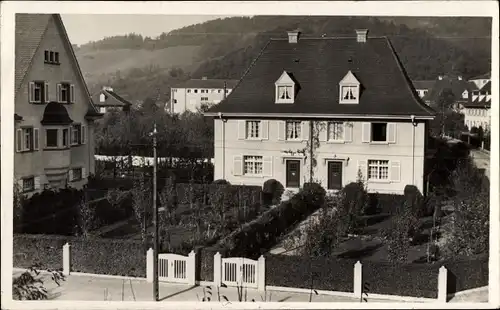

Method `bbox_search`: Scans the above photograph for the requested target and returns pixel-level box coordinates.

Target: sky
[61,15,228,45]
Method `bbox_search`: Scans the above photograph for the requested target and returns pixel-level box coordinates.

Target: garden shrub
[403,185,425,217]
[213,179,230,185]
[262,179,285,205]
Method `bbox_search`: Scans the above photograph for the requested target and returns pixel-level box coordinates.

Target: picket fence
[59,243,455,302]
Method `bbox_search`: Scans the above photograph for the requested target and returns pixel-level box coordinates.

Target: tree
[131,171,152,245]
[76,197,96,238]
[13,265,65,300]
[158,176,179,251]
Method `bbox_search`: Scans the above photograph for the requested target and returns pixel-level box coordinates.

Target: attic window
[275,71,296,104]
[339,70,361,104]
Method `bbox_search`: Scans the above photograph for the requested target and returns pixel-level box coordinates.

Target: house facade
[205,30,435,195]
[14,14,101,195]
[462,74,491,131]
[92,86,132,114]
[169,77,238,114]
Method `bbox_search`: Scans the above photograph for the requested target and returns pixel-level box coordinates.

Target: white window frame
[367,160,390,181]
[71,124,85,145]
[327,121,345,141]
[275,85,294,103]
[243,155,263,176]
[340,85,359,103]
[62,128,70,148]
[29,81,45,103]
[16,127,39,152]
[286,121,302,140]
[371,122,388,143]
[246,121,261,139]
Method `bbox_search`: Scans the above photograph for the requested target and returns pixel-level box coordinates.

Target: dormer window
[275,71,296,104]
[339,70,361,104]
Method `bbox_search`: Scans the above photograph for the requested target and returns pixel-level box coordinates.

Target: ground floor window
[71,168,83,181]
[243,155,263,175]
[368,160,389,180]
[22,177,35,192]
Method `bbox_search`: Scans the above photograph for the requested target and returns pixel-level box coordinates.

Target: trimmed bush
[444,255,488,293]
[13,234,68,270]
[403,185,425,217]
[266,254,355,292]
[213,179,230,185]
[218,183,326,258]
[342,182,371,215]
[262,179,285,205]
[368,193,405,215]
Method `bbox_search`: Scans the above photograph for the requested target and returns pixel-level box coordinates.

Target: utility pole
[309,121,314,183]
[151,123,159,301]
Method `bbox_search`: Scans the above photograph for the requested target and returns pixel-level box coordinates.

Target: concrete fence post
[257,255,266,292]
[62,243,71,276]
[188,250,196,286]
[353,261,362,299]
[438,266,448,302]
[214,252,222,287]
[146,248,154,283]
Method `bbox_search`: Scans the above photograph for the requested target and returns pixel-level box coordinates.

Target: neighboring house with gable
[169,77,238,114]
[462,73,491,131]
[205,29,435,195]
[92,86,132,114]
[14,14,102,196]
[412,80,436,101]
[421,74,472,110]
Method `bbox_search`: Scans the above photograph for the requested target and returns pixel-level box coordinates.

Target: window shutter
[344,122,352,142]
[262,156,273,177]
[361,122,371,143]
[33,128,39,150]
[34,176,41,190]
[29,82,35,103]
[81,125,86,144]
[318,122,327,142]
[57,84,61,102]
[357,160,367,180]
[70,84,75,103]
[261,120,269,140]
[82,167,87,179]
[233,155,243,176]
[16,129,22,152]
[390,160,401,182]
[68,169,74,182]
[388,123,397,144]
[44,82,49,103]
[301,121,309,141]
[278,121,286,141]
[237,120,246,140]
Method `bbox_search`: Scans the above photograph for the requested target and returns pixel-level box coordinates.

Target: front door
[328,161,343,190]
[286,160,301,188]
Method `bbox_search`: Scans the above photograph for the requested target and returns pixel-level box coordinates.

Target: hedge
[444,255,488,293]
[175,183,262,206]
[361,260,440,298]
[217,183,326,258]
[266,254,355,292]
[13,234,146,277]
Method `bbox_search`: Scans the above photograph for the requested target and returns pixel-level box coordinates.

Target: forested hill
[76,16,491,103]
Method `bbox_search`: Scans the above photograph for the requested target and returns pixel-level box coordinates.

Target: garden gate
[157,252,195,284]
[221,257,259,288]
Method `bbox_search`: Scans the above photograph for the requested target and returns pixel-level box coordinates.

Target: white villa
[205,29,435,195]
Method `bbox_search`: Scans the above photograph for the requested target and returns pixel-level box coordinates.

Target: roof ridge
[385,37,436,116]
[269,36,388,41]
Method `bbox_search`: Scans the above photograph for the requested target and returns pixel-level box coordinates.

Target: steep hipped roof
[422,77,473,104]
[412,80,436,90]
[15,14,101,118]
[206,36,434,118]
[174,79,239,89]
[93,89,132,107]
[480,80,491,92]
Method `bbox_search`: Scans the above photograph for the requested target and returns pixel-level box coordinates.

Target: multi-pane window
[328,122,344,141]
[72,168,83,181]
[341,86,357,100]
[201,97,209,101]
[71,124,84,145]
[368,160,389,180]
[371,123,387,142]
[201,90,205,93]
[24,128,34,150]
[277,86,293,100]
[23,177,35,192]
[45,129,59,148]
[243,156,263,175]
[246,121,261,139]
[286,121,302,140]
[16,127,39,152]
[44,50,60,64]
[58,83,74,103]
[29,81,47,103]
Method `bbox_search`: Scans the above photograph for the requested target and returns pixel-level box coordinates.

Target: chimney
[102,86,113,92]
[356,29,368,43]
[438,76,443,80]
[287,29,301,43]
[458,76,463,81]
[202,76,207,80]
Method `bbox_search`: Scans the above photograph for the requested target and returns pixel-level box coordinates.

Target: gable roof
[93,89,133,107]
[422,76,473,104]
[173,79,239,90]
[15,14,100,117]
[479,80,491,92]
[470,72,491,80]
[206,36,434,118]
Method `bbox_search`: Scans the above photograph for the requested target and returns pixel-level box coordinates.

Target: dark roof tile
[207,37,434,117]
